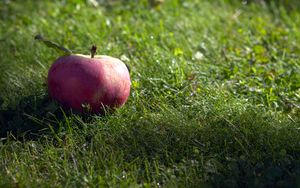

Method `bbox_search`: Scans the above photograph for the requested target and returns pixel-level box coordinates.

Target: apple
[35,35,131,113]
[46,45,131,114]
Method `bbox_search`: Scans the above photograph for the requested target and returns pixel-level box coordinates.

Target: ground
[0,0,300,187]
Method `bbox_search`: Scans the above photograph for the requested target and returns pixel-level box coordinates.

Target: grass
[0,0,300,187]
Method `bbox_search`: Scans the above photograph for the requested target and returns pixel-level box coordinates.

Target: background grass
[0,0,300,187]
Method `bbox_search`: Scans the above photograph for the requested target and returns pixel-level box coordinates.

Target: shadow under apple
[0,93,98,141]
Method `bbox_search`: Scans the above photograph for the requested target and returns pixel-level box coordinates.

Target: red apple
[47,53,131,114]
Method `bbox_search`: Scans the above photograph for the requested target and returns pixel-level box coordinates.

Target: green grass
[0,0,300,187]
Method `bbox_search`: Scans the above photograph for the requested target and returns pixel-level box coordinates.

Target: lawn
[0,0,300,187]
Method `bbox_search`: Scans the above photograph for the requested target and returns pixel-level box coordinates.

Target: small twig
[34,34,72,55]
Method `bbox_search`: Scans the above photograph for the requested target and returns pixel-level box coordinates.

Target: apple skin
[47,54,131,113]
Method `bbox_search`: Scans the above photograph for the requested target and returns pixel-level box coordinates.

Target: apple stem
[91,45,97,58]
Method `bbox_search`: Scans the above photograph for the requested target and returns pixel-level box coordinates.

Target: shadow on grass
[0,93,98,141]
[0,93,63,140]
[245,0,300,11]
[0,90,116,141]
